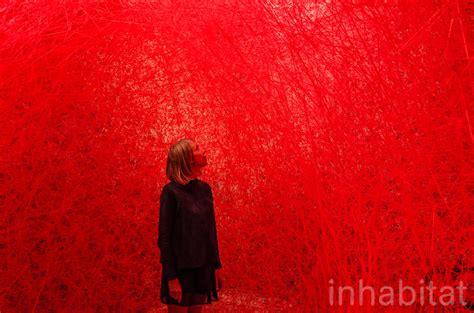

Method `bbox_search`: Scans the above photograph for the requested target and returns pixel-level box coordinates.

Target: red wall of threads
[0,1,472,311]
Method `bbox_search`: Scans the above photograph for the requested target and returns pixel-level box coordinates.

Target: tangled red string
[0,1,472,311]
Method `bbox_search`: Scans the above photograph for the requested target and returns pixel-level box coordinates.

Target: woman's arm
[158,185,179,280]
[209,186,222,269]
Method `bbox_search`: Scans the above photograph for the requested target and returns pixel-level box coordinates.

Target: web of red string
[0,1,472,311]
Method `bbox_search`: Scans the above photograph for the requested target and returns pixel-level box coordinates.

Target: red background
[0,1,472,311]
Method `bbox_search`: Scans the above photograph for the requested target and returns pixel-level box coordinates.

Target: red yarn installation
[0,1,472,312]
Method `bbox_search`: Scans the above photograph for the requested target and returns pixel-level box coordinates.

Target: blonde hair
[166,138,196,185]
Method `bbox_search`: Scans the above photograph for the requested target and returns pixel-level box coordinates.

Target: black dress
[158,178,222,306]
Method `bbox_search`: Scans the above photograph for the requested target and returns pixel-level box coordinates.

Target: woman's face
[191,141,207,168]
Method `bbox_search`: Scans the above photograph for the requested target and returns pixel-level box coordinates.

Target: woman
[158,138,222,313]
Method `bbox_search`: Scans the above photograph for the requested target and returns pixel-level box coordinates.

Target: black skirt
[160,264,219,306]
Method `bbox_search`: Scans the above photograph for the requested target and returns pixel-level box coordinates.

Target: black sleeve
[209,186,222,269]
[157,185,178,280]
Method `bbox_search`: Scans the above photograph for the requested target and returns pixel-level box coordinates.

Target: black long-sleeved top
[158,178,222,281]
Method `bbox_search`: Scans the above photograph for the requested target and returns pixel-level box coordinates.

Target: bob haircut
[166,138,196,185]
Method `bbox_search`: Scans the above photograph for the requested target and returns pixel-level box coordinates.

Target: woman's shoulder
[163,178,211,192]
[162,180,177,193]
[197,179,212,190]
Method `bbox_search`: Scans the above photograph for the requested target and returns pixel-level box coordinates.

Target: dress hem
[160,295,219,307]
